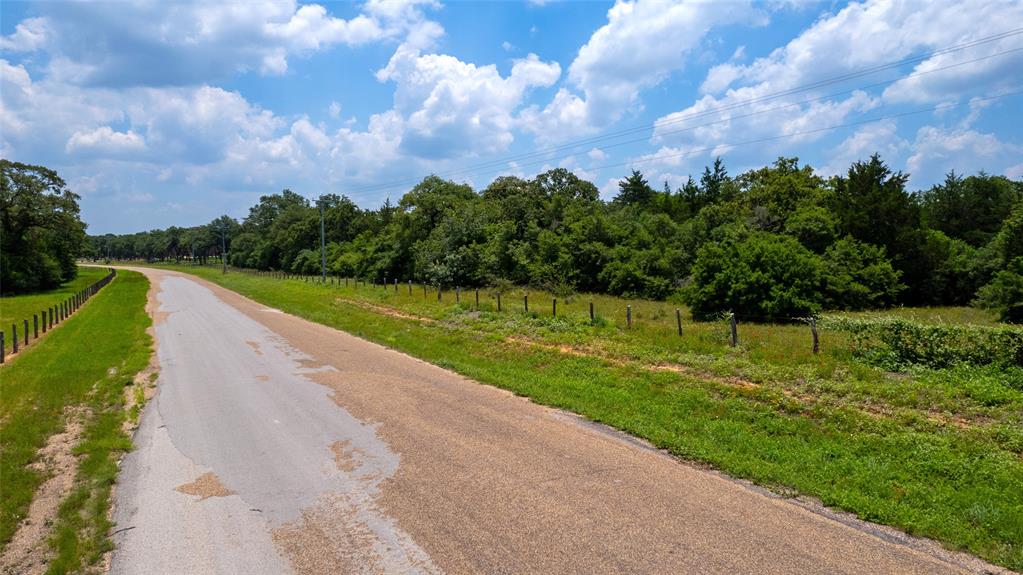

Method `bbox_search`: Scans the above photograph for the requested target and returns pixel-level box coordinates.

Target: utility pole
[218,221,228,274]
[319,198,327,282]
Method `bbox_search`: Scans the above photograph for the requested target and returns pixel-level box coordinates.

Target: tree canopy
[1,160,88,293]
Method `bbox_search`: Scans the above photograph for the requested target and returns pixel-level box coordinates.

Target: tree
[614,170,655,206]
[683,232,823,321]
[920,172,1022,247]
[821,238,904,310]
[1,160,87,293]
[974,257,1023,323]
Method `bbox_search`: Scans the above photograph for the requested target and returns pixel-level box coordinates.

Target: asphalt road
[109,268,997,574]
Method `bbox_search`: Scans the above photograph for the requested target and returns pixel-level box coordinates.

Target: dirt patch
[272,495,441,575]
[245,340,263,355]
[256,374,270,382]
[335,298,436,324]
[0,407,89,575]
[330,440,365,473]
[175,472,233,501]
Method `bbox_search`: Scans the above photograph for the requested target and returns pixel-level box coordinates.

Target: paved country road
[109,268,1000,574]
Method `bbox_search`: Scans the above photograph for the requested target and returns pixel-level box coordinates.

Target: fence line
[0,268,116,364]
[199,265,827,355]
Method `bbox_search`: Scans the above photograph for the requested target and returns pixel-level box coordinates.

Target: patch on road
[175,472,234,501]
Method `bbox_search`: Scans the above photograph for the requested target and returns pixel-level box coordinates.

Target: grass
[0,270,152,573]
[0,268,112,351]
[141,264,1023,570]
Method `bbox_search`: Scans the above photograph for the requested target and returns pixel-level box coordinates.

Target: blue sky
[2,0,1021,234]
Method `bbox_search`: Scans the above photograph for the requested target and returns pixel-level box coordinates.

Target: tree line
[87,154,1022,322]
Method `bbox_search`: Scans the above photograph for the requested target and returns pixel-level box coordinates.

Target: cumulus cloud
[22,0,443,86]
[521,0,760,140]
[377,47,560,157]
[0,17,50,52]
[651,0,1023,168]
[66,127,146,156]
[906,125,1022,187]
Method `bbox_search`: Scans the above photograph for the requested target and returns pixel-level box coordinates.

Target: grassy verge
[0,270,152,572]
[152,265,1021,569]
[0,267,110,347]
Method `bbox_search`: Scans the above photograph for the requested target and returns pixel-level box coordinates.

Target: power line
[339,27,1023,198]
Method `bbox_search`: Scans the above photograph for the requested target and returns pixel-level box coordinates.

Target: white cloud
[66,126,146,155]
[587,148,607,162]
[907,125,1021,187]
[650,0,1023,170]
[329,101,342,119]
[0,17,50,52]
[821,120,906,176]
[377,47,560,157]
[20,0,443,86]
[522,0,759,140]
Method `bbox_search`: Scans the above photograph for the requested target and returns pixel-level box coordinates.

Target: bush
[822,315,1023,368]
[822,237,904,310]
[684,232,823,321]
[974,257,1023,323]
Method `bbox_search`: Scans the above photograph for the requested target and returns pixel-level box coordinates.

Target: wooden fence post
[729,313,738,347]
[24,319,29,346]
[12,325,18,353]
[0,332,4,363]
[33,315,39,339]
[589,301,594,322]
[497,293,502,312]
[676,308,683,336]
[41,310,46,333]
[524,294,528,312]
[626,305,632,329]
[810,317,819,355]
[552,298,557,317]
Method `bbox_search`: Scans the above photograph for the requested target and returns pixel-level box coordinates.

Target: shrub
[821,315,1023,368]
[974,257,1023,324]
[822,237,904,310]
[684,232,823,321]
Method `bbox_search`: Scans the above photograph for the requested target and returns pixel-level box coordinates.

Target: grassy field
[0,270,152,573]
[0,267,110,350]
[146,264,1023,570]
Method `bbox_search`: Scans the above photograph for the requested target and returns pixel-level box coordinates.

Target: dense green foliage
[1,161,88,294]
[822,315,1023,369]
[89,155,1023,322]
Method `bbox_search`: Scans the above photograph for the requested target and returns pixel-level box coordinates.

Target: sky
[2,0,1021,235]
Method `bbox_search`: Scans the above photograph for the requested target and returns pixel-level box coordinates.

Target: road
[109,268,994,574]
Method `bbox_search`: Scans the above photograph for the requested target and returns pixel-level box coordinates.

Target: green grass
[141,264,1023,570]
[0,267,110,348]
[0,270,152,572]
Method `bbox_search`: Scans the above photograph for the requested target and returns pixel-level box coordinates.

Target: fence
[0,268,116,364]
[218,266,831,355]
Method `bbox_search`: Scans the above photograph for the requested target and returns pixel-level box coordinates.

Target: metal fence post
[552,298,557,317]
[589,301,594,322]
[626,305,632,329]
[676,308,683,336]
[811,317,819,355]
